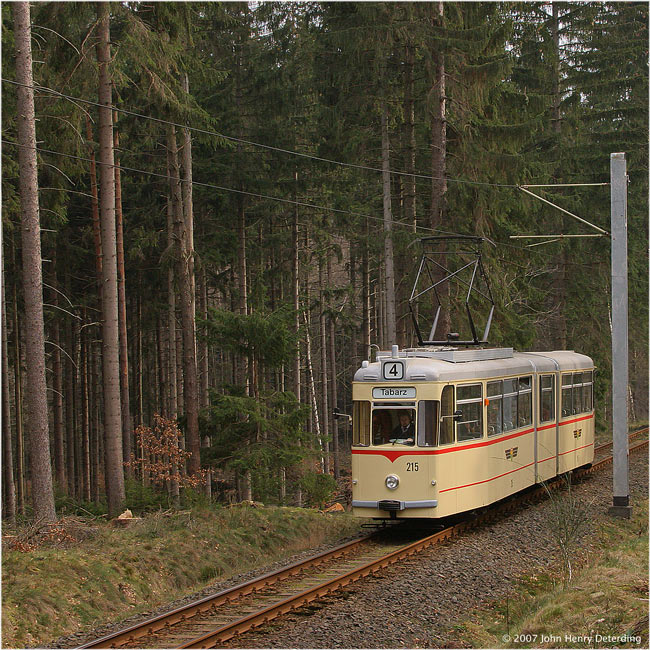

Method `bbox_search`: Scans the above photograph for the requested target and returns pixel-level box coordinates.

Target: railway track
[594,426,648,455]
[80,434,648,649]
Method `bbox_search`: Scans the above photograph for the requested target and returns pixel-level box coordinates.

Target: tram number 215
[406,462,419,472]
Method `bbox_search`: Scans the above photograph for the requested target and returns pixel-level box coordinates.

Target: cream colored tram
[351,347,595,520]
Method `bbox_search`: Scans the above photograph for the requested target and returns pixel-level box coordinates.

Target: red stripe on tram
[351,414,594,464]
[351,427,535,463]
[439,461,536,493]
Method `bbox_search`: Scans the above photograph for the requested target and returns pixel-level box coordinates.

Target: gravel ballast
[49,451,648,649]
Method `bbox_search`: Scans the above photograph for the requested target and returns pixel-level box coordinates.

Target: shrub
[299,471,337,509]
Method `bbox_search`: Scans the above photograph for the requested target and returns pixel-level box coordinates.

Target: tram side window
[440,385,455,445]
[561,374,572,417]
[503,379,518,432]
[417,401,438,446]
[540,375,555,423]
[561,372,593,417]
[518,376,532,427]
[487,380,503,436]
[457,384,483,441]
[489,376,534,434]
[353,401,370,446]
[572,372,583,415]
[583,371,593,411]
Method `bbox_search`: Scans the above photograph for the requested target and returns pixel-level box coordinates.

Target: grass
[455,499,649,649]
[1,504,363,648]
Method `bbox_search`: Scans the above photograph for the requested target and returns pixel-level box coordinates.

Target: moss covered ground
[2,505,363,648]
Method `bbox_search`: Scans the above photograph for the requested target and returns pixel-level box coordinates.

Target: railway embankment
[1,505,361,649]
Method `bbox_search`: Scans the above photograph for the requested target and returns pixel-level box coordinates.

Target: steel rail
[586,438,647,474]
[80,433,648,649]
[78,534,373,649]
[181,525,463,648]
[594,427,648,454]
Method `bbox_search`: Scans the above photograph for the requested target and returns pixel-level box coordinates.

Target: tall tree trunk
[349,245,359,365]
[292,173,301,401]
[86,113,104,482]
[135,285,144,427]
[291,181,302,505]
[304,310,325,472]
[96,2,125,517]
[550,3,567,348]
[114,118,133,476]
[73,320,82,495]
[237,195,252,500]
[404,38,417,232]
[181,73,196,315]
[318,256,330,475]
[13,1,56,522]
[165,306,180,505]
[91,339,102,503]
[362,220,371,360]
[88,329,99,502]
[158,315,168,418]
[430,2,447,228]
[12,271,25,515]
[551,2,562,138]
[50,256,66,491]
[401,39,418,347]
[86,115,103,287]
[64,305,76,497]
[166,125,200,476]
[328,309,340,480]
[80,318,91,501]
[555,248,568,349]
[430,1,450,339]
[176,314,184,414]
[166,190,178,418]
[2,262,16,522]
[237,196,249,376]
[381,108,397,348]
[153,326,161,415]
[197,264,210,410]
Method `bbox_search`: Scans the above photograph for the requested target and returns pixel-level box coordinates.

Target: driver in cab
[390,413,414,445]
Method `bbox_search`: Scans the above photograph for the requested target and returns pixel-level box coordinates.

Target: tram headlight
[385,474,400,490]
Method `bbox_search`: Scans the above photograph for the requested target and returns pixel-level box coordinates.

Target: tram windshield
[372,406,416,446]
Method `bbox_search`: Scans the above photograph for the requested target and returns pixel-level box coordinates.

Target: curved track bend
[80,432,648,649]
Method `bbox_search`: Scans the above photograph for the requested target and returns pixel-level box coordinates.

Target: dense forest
[2,1,648,522]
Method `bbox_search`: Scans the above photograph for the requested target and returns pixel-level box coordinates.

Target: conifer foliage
[2,2,647,519]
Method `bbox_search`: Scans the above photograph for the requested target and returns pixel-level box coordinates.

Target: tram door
[536,374,557,482]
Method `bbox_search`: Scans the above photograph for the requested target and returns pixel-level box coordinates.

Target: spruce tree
[12,1,57,523]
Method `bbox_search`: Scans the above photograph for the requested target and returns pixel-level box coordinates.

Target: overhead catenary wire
[4,139,608,270]
[2,139,444,235]
[518,185,610,236]
[510,234,605,239]
[520,183,610,188]
[3,80,614,242]
[4,79,614,189]
[2,78,522,188]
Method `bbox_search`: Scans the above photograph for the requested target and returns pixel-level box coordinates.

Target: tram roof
[354,349,594,383]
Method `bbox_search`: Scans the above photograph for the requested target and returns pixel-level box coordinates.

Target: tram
[350,345,595,519]
[349,237,596,520]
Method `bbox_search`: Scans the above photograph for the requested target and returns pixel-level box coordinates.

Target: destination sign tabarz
[372,386,417,399]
